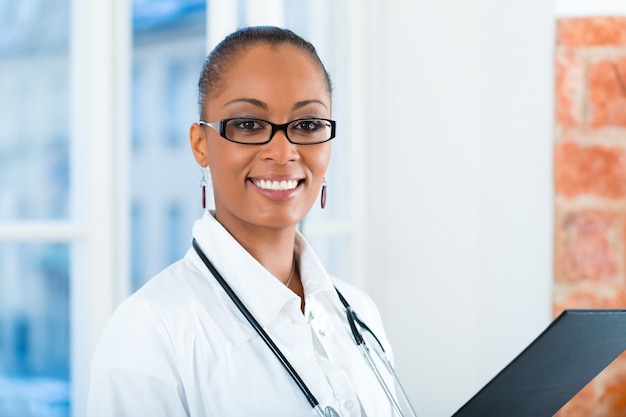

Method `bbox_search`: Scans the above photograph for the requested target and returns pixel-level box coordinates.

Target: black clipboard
[452,310,626,417]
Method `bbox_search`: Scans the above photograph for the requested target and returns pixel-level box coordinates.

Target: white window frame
[68,0,131,415]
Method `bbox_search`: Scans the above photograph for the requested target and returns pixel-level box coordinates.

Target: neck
[214,212,298,285]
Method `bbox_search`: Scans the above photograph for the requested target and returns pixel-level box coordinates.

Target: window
[130,0,206,290]
[0,1,71,416]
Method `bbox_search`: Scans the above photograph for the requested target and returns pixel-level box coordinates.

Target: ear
[190,123,209,167]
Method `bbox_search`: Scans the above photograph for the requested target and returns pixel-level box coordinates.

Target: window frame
[68,0,131,414]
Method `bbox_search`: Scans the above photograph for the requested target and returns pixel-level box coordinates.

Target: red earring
[199,168,208,209]
[321,178,327,209]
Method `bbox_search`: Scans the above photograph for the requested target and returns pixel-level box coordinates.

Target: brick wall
[554,17,626,416]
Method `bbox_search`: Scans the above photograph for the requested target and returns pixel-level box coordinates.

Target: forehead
[210,43,330,108]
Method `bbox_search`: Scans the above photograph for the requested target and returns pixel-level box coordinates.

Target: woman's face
[190,43,331,233]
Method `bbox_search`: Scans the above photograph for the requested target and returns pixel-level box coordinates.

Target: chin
[253,207,307,229]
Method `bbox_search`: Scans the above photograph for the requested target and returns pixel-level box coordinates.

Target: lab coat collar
[188,211,337,328]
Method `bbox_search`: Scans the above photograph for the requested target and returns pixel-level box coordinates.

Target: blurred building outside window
[0,0,71,416]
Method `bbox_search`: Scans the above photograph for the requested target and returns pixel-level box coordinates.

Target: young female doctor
[87,26,415,417]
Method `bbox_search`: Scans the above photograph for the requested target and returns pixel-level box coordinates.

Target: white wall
[362,1,555,415]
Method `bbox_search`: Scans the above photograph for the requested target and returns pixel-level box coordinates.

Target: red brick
[554,288,626,314]
[557,354,626,417]
[588,57,626,128]
[558,18,626,47]
[554,210,620,283]
[554,18,626,417]
[555,142,626,198]
[594,366,626,416]
[555,52,585,128]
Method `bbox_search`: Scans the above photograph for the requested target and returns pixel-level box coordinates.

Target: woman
[88,26,407,417]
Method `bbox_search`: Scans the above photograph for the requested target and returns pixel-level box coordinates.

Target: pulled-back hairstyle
[197,26,332,117]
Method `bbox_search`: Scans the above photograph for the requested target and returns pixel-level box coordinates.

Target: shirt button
[345,400,354,410]
[318,329,326,337]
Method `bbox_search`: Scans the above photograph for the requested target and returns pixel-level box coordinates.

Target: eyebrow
[293,99,328,110]
[223,97,328,110]
[223,97,267,109]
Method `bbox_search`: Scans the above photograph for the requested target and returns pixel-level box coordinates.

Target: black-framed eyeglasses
[199,117,336,145]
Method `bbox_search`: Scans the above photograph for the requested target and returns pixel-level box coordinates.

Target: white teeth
[255,179,299,191]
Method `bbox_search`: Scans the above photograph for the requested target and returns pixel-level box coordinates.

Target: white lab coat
[87,212,395,417]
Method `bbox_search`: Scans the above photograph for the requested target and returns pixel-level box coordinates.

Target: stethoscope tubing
[192,238,321,410]
[192,238,417,417]
[377,352,419,417]
[359,342,404,416]
[336,291,418,417]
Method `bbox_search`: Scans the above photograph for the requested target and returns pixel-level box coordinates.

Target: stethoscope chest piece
[324,406,341,417]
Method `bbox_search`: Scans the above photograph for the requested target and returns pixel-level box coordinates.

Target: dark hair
[197,26,332,116]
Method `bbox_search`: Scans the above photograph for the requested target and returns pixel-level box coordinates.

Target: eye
[229,118,266,132]
[291,119,326,133]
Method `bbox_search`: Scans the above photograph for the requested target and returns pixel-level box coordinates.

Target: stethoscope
[192,238,418,417]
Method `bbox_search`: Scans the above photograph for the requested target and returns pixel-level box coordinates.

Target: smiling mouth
[251,179,301,191]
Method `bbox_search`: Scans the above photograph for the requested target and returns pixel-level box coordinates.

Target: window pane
[131,0,207,290]
[0,1,71,415]
[0,1,70,221]
[0,242,70,417]
[285,0,310,34]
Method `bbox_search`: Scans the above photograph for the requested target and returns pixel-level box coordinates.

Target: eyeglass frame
[198,117,337,145]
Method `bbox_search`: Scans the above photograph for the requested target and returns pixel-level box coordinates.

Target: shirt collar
[189,211,337,327]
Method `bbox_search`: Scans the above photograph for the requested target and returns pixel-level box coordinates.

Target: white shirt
[87,212,395,417]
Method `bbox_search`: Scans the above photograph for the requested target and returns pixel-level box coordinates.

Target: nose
[260,127,299,164]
